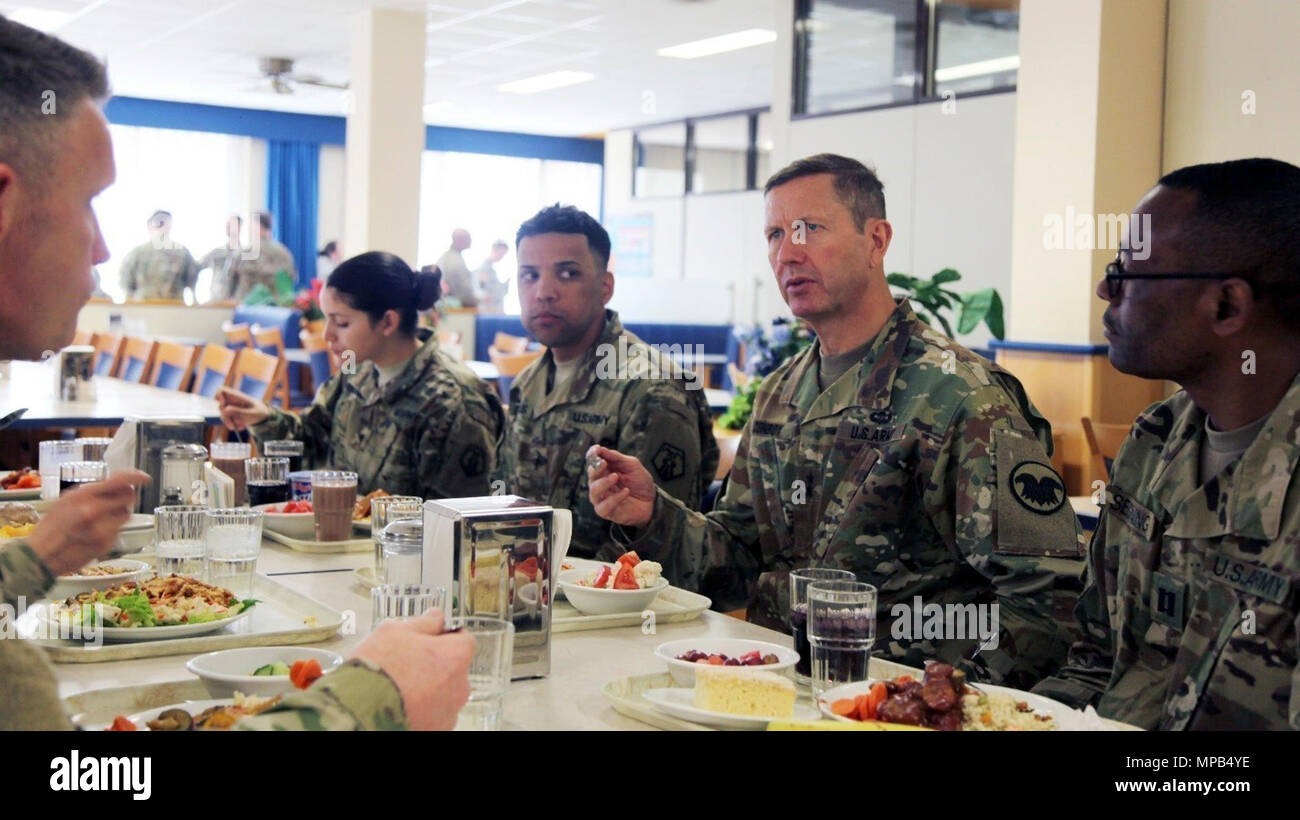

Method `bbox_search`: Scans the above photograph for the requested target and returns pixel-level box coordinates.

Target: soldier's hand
[26,471,150,577]
[215,386,271,431]
[351,609,475,731]
[587,445,656,529]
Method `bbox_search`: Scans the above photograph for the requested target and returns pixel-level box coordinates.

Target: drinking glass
[312,470,358,542]
[203,508,264,597]
[245,457,290,507]
[371,495,422,581]
[449,616,514,732]
[371,584,446,626]
[39,440,82,500]
[263,440,304,474]
[807,580,877,699]
[58,460,108,495]
[154,505,208,577]
[75,437,112,462]
[789,568,855,685]
[209,442,252,507]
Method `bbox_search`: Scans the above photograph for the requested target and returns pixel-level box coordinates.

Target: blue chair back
[194,367,227,398]
[94,351,115,375]
[153,361,187,391]
[121,356,148,382]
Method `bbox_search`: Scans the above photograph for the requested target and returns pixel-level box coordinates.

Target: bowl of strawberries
[254,500,315,540]
[556,551,667,615]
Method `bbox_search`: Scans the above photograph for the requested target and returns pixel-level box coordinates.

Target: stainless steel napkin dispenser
[126,415,207,513]
[422,496,573,680]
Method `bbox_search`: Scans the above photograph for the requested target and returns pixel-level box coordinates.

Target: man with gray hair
[0,15,472,731]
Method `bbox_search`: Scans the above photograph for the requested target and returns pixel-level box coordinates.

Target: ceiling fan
[257,57,348,94]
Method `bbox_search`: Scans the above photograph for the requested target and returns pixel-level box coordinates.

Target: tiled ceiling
[3,0,779,136]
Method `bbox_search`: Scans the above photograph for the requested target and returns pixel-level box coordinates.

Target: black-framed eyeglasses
[1102,257,1244,299]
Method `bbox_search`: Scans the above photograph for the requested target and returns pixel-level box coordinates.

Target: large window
[793,0,1019,117]
[416,152,603,315]
[632,109,768,198]
[97,125,253,303]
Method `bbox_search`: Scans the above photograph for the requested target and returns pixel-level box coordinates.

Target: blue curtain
[266,140,320,286]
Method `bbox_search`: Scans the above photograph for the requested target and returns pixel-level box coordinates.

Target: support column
[1001,0,1168,493]
[343,8,426,265]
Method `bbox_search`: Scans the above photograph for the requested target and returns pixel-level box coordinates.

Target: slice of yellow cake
[692,666,796,718]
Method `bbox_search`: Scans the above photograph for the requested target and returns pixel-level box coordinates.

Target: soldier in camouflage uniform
[219,252,504,500]
[230,211,297,301]
[198,215,245,302]
[493,205,718,560]
[1034,159,1300,729]
[118,210,199,300]
[0,18,472,731]
[590,155,1084,688]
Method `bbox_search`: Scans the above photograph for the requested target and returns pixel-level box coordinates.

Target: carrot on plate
[830,698,857,717]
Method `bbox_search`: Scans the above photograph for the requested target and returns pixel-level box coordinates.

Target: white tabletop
[465,359,500,381]
[51,543,789,730]
[0,360,220,429]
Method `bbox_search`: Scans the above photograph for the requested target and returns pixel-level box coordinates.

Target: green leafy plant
[886,268,1005,340]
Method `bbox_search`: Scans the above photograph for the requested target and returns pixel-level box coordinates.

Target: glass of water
[807,580,877,699]
[789,568,856,686]
[39,440,82,500]
[371,584,446,626]
[449,616,514,732]
[371,495,422,581]
[204,508,264,597]
[154,505,208,578]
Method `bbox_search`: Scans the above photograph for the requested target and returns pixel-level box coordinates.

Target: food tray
[64,678,220,730]
[263,527,372,554]
[18,573,344,663]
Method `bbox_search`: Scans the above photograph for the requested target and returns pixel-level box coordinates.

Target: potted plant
[885,268,1005,341]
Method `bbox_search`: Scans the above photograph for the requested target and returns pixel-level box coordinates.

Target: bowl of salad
[254,501,315,540]
[556,551,667,615]
[186,646,345,697]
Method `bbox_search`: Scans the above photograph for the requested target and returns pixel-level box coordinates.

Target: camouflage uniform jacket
[253,338,505,500]
[232,237,296,302]
[118,242,199,300]
[0,541,409,730]
[198,245,241,302]
[1034,374,1300,729]
[624,300,1085,688]
[495,310,719,561]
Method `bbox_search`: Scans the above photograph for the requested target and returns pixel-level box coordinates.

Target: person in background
[475,239,510,314]
[0,16,472,731]
[1033,159,1300,730]
[198,214,244,302]
[493,204,718,560]
[436,227,478,307]
[217,252,506,501]
[232,210,296,301]
[317,239,342,281]
[588,154,1085,689]
[117,209,199,301]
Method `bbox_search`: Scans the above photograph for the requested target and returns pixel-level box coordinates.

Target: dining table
[0,360,221,430]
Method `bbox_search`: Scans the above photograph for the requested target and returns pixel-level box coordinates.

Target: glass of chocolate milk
[209,442,252,507]
[312,470,357,542]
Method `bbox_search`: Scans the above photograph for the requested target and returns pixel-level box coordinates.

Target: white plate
[642,687,821,730]
[116,699,233,730]
[0,471,41,500]
[816,679,1073,729]
[52,559,152,597]
[33,600,254,642]
[352,518,370,533]
[655,638,799,686]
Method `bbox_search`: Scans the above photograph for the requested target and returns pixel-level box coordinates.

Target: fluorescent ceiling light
[497,70,595,94]
[934,55,1020,82]
[7,6,74,31]
[657,28,776,59]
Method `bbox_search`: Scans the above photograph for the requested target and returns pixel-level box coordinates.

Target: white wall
[317,144,347,255]
[603,91,1017,344]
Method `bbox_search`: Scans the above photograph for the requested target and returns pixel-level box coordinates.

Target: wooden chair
[89,332,124,376]
[1081,417,1131,480]
[492,331,530,355]
[713,428,742,481]
[147,341,200,391]
[228,347,282,404]
[250,324,294,408]
[488,345,545,401]
[299,329,336,394]
[71,329,92,347]
[190,344,239,398]
[222,321,254,350]
[115,337,158,383]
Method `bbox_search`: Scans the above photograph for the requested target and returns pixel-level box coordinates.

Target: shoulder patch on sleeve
[459,444,487,477]
[994,428,1082,557]
[651,442,686,482]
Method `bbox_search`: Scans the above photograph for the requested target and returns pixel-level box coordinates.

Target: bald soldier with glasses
[1036,158,1300,730]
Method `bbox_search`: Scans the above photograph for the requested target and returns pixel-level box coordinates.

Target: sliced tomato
[616,551,641,568]
[592,566,612,588]
[612,563,639,590]
[108,715,137,731]
[15,474,40,489]
[290,658,324,689]
[515,556,538,582]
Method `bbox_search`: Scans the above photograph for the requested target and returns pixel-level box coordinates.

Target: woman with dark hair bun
[216,251,505,500]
